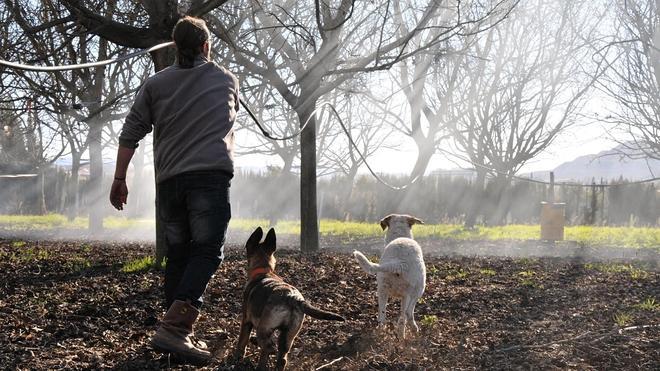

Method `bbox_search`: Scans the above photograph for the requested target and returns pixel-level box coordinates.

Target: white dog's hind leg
[405,296,419,333]
[398,295,415,339]
[377,280,389,327]
[397,313,407,339]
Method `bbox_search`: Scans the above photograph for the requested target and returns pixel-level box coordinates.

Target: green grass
[634,298,659,311]
[584,262,632,273]
[479,268,496,276]
[427,265,440,276]
[0,215,658,249]
[121,256,158,273]
[0,214,143,230]
[66,256,91,272]
[629,268,649,280]
[584,263,649,280]
[517,270,536,278]
[585,263,650,281]
[613,312,633,327]
[445,268,469,281]
[565,225,660,249]
[420,314,439,327]
[274,220,659,249]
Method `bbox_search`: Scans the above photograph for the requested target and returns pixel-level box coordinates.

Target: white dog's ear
[407,216,424,227]
[379,215,394,230]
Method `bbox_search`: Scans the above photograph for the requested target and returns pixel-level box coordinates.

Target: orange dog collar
[249,267,272,281]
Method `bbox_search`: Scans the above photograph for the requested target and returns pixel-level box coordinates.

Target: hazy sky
[233,95,619,177]
[234,127,616,175]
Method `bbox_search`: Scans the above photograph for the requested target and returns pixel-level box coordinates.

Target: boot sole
[150,338,211,366]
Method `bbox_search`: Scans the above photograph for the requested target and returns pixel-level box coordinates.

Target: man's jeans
[157,171,231,309]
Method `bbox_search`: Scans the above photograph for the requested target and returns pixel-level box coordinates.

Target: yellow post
[540,202,565,241]
[540,172,565,241]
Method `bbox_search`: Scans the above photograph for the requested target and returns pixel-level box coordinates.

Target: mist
[0,0,658,255]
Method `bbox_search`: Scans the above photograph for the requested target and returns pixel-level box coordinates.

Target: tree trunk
[152,47,175,268]
[488,176,512,225]
[88,120,104,235]
[56,169,66,213]
[409,139,435,182]
[298,100,319,253]
[465,169,486,228]
[36,168,47,215]
[651,10,660,88]
[128,144,145,218]
[66,153,81,221]
[342,167,358,221]
[84,35,108,235]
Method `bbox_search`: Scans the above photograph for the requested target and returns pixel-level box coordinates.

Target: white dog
[353,214,426,338]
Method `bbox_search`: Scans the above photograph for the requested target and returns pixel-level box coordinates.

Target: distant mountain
[433,146,660,183]
[542,146,660,182]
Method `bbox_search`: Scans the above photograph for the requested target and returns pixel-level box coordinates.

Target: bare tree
[15,0,515,253]
[5,0,148,228]
[54,0,232,263]
[597,0,660,159]
[318,84,397,217]
[389,1,518,182]
[235,83,301,173]
[207,0,516,251]
[442,0,603,225]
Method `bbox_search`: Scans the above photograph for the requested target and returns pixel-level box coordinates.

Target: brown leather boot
[150,300,211,365]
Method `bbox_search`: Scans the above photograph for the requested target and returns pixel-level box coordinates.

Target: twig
[316,357,344,370]
[496,331,593,352]
[618,324,660,334]
[498,325,659,352]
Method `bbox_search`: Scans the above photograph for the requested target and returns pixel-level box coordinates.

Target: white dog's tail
[353,250,406,275]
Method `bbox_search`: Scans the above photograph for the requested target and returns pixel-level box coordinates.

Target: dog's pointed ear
[406,216,424,227]
[246,227,263,251]
[379,215,393,231]
[262,227,277,255]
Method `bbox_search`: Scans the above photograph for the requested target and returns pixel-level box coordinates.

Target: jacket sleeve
[118,82,153,148]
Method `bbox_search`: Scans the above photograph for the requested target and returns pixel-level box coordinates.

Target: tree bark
[66,153,81,221]
[152,47,175,268]
[36,168,47,215]
[87,119,104,234]
[488,175,512,225]
[465,169,486,228]
[128,144,145,218]
[298,99,319,253]
[86,36,108,235]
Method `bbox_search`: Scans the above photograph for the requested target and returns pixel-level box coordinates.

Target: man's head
[172,16,210,68]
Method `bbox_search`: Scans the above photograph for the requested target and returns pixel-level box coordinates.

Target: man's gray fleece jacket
[118,57,238,183]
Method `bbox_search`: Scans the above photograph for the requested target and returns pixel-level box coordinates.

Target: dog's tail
[353,250,407,275]
[301,302,345,321]
[353,250,379,274]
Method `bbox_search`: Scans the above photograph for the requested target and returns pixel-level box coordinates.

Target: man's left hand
[110,179,129,210]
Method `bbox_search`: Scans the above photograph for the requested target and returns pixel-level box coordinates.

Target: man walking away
[109,16,238,365]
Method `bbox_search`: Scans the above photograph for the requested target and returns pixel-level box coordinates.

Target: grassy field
[0,214,658,249]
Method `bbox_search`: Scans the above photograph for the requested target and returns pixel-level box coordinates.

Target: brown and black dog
[233,227,345,370]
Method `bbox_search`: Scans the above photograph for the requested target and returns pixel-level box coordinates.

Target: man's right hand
[110,179,129,210]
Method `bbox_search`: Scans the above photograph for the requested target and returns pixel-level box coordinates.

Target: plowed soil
[1,239,658,370]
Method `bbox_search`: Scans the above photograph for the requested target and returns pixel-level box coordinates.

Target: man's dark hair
[172,16,210,68]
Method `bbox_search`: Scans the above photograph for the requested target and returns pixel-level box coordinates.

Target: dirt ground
[0,238,658,370]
